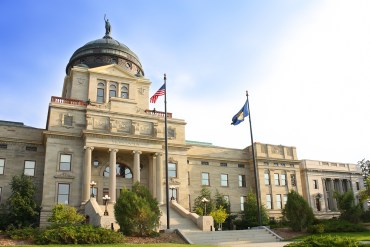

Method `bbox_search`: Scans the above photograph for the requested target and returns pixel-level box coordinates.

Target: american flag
[150,83,166,103]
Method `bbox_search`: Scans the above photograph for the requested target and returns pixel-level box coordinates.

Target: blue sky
[0,1,369,163]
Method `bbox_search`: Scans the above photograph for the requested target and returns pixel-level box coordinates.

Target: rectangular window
[26,146,37,151]
[220,162,227,167]
[0,159,4,175]
[238,164,245,168]
[168,128,176,138]
[283,194,288,206]
[291,174,296,186]
[0,144,7,149]
[103,188,109,197]
[274,163,279,167]
[266,194,272,209]
[240,196,247,211]
[276,194,282,209]
[274,173,280,186]
[57,183,70,204]
[187,171,190,185]
[90,187,98,198]
[313,180,318,189]
[169,188,177,201]
[356,182,360,190]
[63,115,73,126]
[281,174,286,186]
[220,174,228,187]
[239,175,246,187]
[168,163,177,178]
[97,88,104,103]
[24,160,35,176]
[201,161,209,166]
[60,154,71,171]
[202,172,210,186]
[264,173,270,185]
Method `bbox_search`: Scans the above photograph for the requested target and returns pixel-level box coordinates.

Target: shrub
[307,224,325,234]
[322,219,367,233]
[114,182,160,236]
[282,190,314,232]
[286,235,360,247]
[35,224,124,244]
[241,190,269,228]
[335,191,363,223]
[48,204,85,226]
[6,226,40,241]
[362,211,370,222]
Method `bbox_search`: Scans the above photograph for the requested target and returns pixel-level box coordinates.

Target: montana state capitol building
[0,22,364,228]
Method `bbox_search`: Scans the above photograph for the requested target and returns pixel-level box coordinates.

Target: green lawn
[292,231,370,241]
[19,245,213,247]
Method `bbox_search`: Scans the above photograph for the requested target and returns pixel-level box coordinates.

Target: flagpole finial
[164,73,167,81]
[246,90,249,97]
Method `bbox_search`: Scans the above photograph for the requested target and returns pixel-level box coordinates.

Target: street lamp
[90,181,97,198]
[169,185,175,200]
[201,197,209,215]
[103,195,110,216]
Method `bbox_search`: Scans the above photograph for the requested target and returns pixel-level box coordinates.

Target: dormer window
[121,84,129,99]
[109,83,117,98]
[97,82,105,103]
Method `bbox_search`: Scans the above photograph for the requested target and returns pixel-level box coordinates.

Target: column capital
[155,152,163,157]
[84,146,94,151]
[133,150,142,155]
[109,148,119,153]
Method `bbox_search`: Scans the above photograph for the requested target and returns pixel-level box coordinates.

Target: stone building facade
[0,23,365,226]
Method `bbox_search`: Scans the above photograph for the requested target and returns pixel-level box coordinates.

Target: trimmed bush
[322,219,367,233]
[6,227,40,241]
[286,235,360,247]
[35,224,124,244]
[307,224,325,234]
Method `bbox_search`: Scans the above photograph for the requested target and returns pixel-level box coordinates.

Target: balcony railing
[51,96,88,106]
[145,109,172,118]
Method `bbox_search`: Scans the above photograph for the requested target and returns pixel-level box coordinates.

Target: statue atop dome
[104,14,111,37]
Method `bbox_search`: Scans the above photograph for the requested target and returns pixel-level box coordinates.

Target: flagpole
[246,91,262,226]
[164,73,170,229]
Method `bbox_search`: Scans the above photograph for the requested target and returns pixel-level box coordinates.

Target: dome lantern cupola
[66,18,144,76]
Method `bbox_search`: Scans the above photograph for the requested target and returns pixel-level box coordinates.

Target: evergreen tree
[114,182,160,236]
[193,187,214,215]
[0,175,40,229]
[335,191,363,223]
[241,190,268,228]
[282,190,314,231]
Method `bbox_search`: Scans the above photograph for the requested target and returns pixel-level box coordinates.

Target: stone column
[109,149,118,203]
[338,179,343,193]
[155,153,163,204]
[83,146,94,203]
[322,178,329,211]
[329,179,337,211]
[133,150,142,183]
[269,169,274,209]
[148,154,157,198]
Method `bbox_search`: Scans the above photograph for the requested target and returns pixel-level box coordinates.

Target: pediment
[89,64,138,80]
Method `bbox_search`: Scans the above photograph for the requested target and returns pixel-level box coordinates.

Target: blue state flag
[231,100,249,125]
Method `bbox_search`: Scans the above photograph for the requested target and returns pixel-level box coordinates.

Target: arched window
[109,84,117,98]
[103,164,132,179]
[97,82,105,103]
[121,84,129,99]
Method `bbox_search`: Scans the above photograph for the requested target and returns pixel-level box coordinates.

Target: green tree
[114,182,160,236]
[210,206,228,230]
[335,191,363,223]
[241,190,268,228]
[282,190,314,232]
[193,187,215,215]
[0,175,40,229]
[48,204,85,226]
[358,159,370,179]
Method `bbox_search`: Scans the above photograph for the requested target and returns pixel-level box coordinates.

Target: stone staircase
[159,205,284,246]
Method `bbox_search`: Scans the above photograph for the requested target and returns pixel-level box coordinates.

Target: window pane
[24,161,35,176]
[61,154,71,162]
[221,174,228,186]
[0,159,4,175]
[239,175,246,187]
[109,84,117,97]
[168,163,177,178]
[58,184,70,204]
[60,154,71,171]
[97,88,104,103]
[202,173,209,186]
[121,85,129,98]
[266,194,272,209]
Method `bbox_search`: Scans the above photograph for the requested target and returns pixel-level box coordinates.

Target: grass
[18,245,214,247]
[291,231,370,242]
